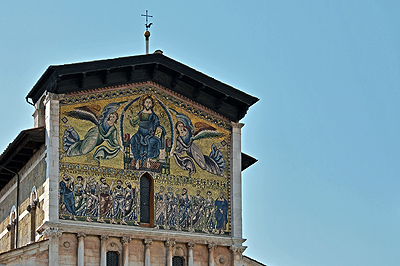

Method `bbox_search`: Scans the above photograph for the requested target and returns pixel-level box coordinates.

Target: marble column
[208,243,217,266]
[187,242,196,266]
[77,232,86,266]
[143,238,153,266]
[231,122,244,239]
[100,235,109,266]
[230,245,247,266]
[165,239,175,266]
[42,227,62,266]
[121,236,131,266]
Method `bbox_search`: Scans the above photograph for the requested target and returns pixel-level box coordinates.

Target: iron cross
[141,10,153,30]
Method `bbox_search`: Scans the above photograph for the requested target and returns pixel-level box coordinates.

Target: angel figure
[60,102,124,161]
[172,111,226,177]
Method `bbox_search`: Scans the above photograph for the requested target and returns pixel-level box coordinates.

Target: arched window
[140,173,154,227]
[173,256,184,266]
[106,251,119,266]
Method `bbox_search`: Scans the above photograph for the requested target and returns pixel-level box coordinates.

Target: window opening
[173,256,184,266]
[140,175,151,223]
[107,251,119,266]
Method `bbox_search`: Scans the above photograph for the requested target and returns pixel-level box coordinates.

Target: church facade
[0,53,261,266]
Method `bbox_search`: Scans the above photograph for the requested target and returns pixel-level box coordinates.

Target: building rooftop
[26,53,259,122]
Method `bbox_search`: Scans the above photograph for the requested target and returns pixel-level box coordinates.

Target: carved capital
[165,239,175,251]
[187,242,196,249]
[143,238,153,247]
[231,122,245,129]
[100,235,109,242]
[121,236,132,245]
[230,245,247,258]
[77,232,86,239]
[208,243,217,251]
[45,92,65,104]
[42,227,63,239]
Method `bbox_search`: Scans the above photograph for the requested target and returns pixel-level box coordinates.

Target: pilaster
[230,245,247,266]
[43,93,60,223]
[208,243,217,266]
[42,227,62,266]
[165,239,175,266]
[144,238,153,266]
[121,236,132,266]
[100,235,109,266]
[187,242,196,266]
[77,232,86,266]
[231,122,244,239]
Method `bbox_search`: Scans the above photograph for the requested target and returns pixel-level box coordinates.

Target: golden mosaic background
[58,85,231,234]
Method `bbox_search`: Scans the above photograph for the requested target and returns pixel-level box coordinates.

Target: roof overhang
[26,54,258,122]
[0,127,45,190]
[241,153,257,171]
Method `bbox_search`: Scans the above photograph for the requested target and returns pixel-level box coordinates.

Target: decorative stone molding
[77,232,86,239]
[187,242,196,249]
[143,238,153,247]
[229,245,246,253]
[230,245,247,260]
[165,239,176,250]
[121,236,132,245]
[208,243,217,250]
[100,235,109,241]
[44,91,65,103]
[42,227,63,239]
[231,122,245,129]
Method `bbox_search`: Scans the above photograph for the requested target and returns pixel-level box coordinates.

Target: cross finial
[141,10,153,31]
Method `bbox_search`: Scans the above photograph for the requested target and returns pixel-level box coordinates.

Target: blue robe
[130,111,165,163]
[60,181,76,215]
[178,194,192,229]
[215,197,228,230]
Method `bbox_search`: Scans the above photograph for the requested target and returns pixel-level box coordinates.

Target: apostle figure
[214,192,229,234]
[98,178,113,223]
[73,176,86,216]
[123,181,139,225]
[178,188,192,230]
[109,180,125,224]
[155,186,167,229]
[203,191,217,234]
[85,176,99,222]
[166,187,179,229]
[191,190,205,230]
[59,173,77,220]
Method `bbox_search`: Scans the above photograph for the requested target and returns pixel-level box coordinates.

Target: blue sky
[1,1,400,265]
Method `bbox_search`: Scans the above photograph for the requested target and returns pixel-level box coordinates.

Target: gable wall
[58,82,232,235]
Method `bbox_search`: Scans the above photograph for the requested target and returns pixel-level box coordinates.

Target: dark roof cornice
[0,127,45,191]
[26,54,258,122]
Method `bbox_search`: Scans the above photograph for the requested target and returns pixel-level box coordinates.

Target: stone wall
[55,231,237,266]
[0,240,49,266]
[0,147,46,253]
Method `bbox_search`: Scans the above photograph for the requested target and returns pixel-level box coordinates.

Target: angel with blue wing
[60,102,125,161]
[172,111,226,177]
